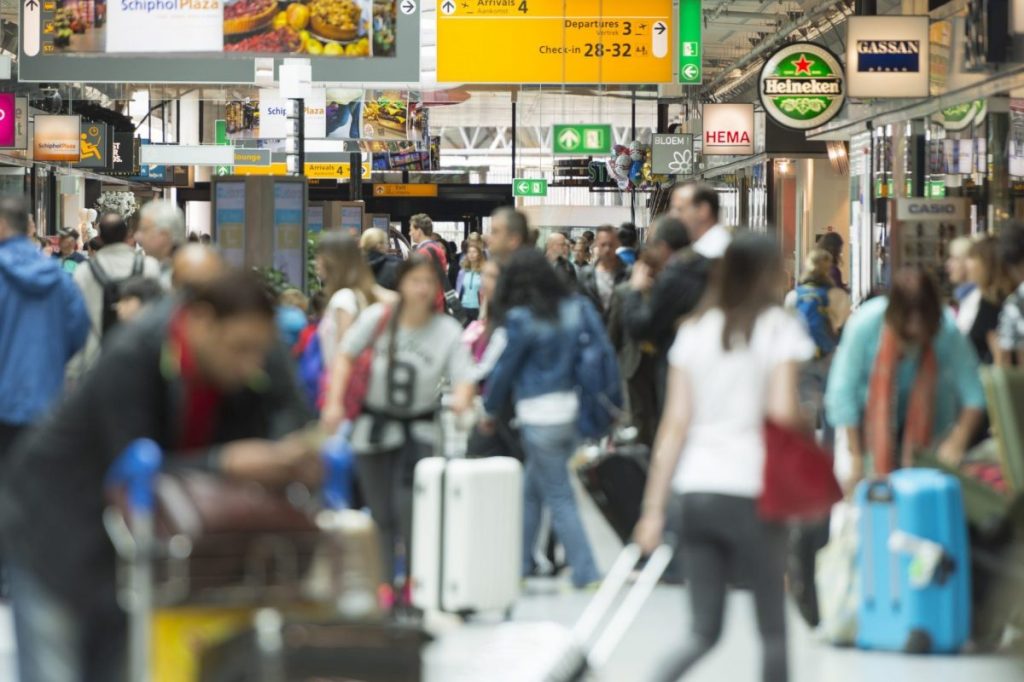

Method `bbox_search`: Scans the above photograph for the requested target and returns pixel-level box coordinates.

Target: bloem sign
[759,42,844,131]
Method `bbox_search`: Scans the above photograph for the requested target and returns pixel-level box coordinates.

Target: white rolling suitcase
[411,455,523,616]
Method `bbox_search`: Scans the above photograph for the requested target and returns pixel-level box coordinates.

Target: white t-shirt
[668,307,815,498]
[319,288,361,364]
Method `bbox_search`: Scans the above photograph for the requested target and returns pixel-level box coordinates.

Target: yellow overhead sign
[305,161,372,180]
[437,0,672,84]
[373,184,438,198]
[231,161,371,179]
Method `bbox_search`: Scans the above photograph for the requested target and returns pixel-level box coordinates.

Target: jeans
[798,356,834,451]
[8,564,126,682]
[653,493,787,682]
[519,422,600,588]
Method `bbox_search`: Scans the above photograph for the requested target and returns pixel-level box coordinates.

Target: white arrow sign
[400,0,416,14]
[681,63,700,82]
[517,181,530,194]
[558,128,580,150]
[441,0,455,15]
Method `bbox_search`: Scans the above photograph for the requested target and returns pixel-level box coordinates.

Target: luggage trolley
[104,436,360,681]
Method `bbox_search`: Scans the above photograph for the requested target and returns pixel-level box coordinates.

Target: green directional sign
[513,178,548,197]
[215,119,233,176]
[679,0,702,84]
[552,124,613,155]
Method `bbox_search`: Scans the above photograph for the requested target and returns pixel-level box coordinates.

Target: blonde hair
[360,227,389,254]
[279,288,308,312]
[800,248,835,286]
[949,236,973,260]
[463,242,486,273]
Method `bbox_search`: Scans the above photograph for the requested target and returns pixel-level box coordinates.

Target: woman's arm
[634,364,692,554]
[321,354,354,434]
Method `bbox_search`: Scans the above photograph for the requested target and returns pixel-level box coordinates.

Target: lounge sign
[702,103,754,156]
[846,16,930,98]
[759,42,844,131]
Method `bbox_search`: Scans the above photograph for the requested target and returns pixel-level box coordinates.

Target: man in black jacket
[578,224,629,320]
[0,269,317,682]
[621,208,711,408]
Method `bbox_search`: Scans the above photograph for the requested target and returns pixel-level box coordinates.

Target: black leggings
[654,493,788,682]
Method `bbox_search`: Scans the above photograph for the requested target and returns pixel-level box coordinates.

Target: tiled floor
[1,442,1022,681]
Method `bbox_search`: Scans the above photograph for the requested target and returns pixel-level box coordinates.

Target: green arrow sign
[513,178,548,197]
[679,0,702,84]
[215,120,233,175]
[552,124,613,155]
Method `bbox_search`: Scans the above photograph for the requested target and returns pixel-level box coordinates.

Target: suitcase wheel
[904,629,932,654]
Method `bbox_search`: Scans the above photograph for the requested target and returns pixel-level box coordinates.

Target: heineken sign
[759,42,845,131]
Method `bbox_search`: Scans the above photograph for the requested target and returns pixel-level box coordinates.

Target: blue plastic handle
[105,438,163,513]
[321,424,355,510]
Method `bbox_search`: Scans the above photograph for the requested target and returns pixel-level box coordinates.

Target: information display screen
[21,0,419,83]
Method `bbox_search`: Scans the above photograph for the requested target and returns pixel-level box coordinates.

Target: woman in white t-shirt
[635,234,815,682]
[316,232,397,369]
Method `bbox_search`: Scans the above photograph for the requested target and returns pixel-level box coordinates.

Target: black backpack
[88,252,144,336]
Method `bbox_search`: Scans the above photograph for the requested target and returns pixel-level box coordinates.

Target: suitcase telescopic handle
[866,480,894,504]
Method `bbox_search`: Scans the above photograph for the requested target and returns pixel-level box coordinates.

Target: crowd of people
[1,183,1023,681]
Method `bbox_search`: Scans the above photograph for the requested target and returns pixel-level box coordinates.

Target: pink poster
[0,94,14,147]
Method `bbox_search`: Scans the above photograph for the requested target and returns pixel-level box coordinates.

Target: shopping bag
[759,420,842,521]
[815,503,859,645]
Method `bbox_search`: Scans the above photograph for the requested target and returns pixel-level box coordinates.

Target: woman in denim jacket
[482,249,601,589]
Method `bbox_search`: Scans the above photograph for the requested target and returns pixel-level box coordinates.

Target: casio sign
[908,204,955,214]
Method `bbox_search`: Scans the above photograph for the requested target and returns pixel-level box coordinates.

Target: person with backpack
[320,255,476,600]
[316,232,397,410]
[66,212,160,384]
[483,249,617,589]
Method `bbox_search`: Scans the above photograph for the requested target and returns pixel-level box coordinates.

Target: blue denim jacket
[484,295,593,415]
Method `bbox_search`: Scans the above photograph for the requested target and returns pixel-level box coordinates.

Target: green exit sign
[552,124,613,155]
[513,178,548,197]
[679,0,702,84]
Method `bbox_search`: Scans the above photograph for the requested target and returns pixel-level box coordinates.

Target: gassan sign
[760,42,845,131]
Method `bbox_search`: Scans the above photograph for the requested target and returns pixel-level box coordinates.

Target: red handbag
[759,420,842,521]
[341,306,393,420]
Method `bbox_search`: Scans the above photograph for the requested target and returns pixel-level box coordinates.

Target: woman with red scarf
[825,269,986,487]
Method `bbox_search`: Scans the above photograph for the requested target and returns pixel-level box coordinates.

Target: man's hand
[630,262,654,293]
[221,437,322,488]
[937,433,968,469]
[477,417,496,436]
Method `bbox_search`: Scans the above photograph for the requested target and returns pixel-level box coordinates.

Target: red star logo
[792,54,813,75]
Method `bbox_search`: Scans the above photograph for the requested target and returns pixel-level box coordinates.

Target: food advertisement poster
[362,90,408,140]
[22,0,414,83]
[326,89,363,139]
[33,115,81,162]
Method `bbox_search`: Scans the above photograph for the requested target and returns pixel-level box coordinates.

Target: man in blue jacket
[0,195,89,461]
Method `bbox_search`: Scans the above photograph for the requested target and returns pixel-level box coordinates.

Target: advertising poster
[110,133,141,175]
[847,16,930,98]
[74,121,111,169]
[362,90,408,140]
[326,89,363,139]
[272,182,305,287]
[214,181,246,267]
[0,94,16,147]
[305,87,327,139]
[258,90,290,139]
[33,115,81,162]
[701,104,755,156]
[44,0,387,57]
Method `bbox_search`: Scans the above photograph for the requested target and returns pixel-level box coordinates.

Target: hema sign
[847,16,930,98]
[702,103,755,156]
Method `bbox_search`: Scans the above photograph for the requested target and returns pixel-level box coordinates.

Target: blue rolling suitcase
[855,469,972,653]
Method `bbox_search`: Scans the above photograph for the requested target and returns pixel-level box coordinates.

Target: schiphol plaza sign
[759,42,845,131]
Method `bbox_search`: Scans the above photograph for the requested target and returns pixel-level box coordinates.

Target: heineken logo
[759,42,845,131]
